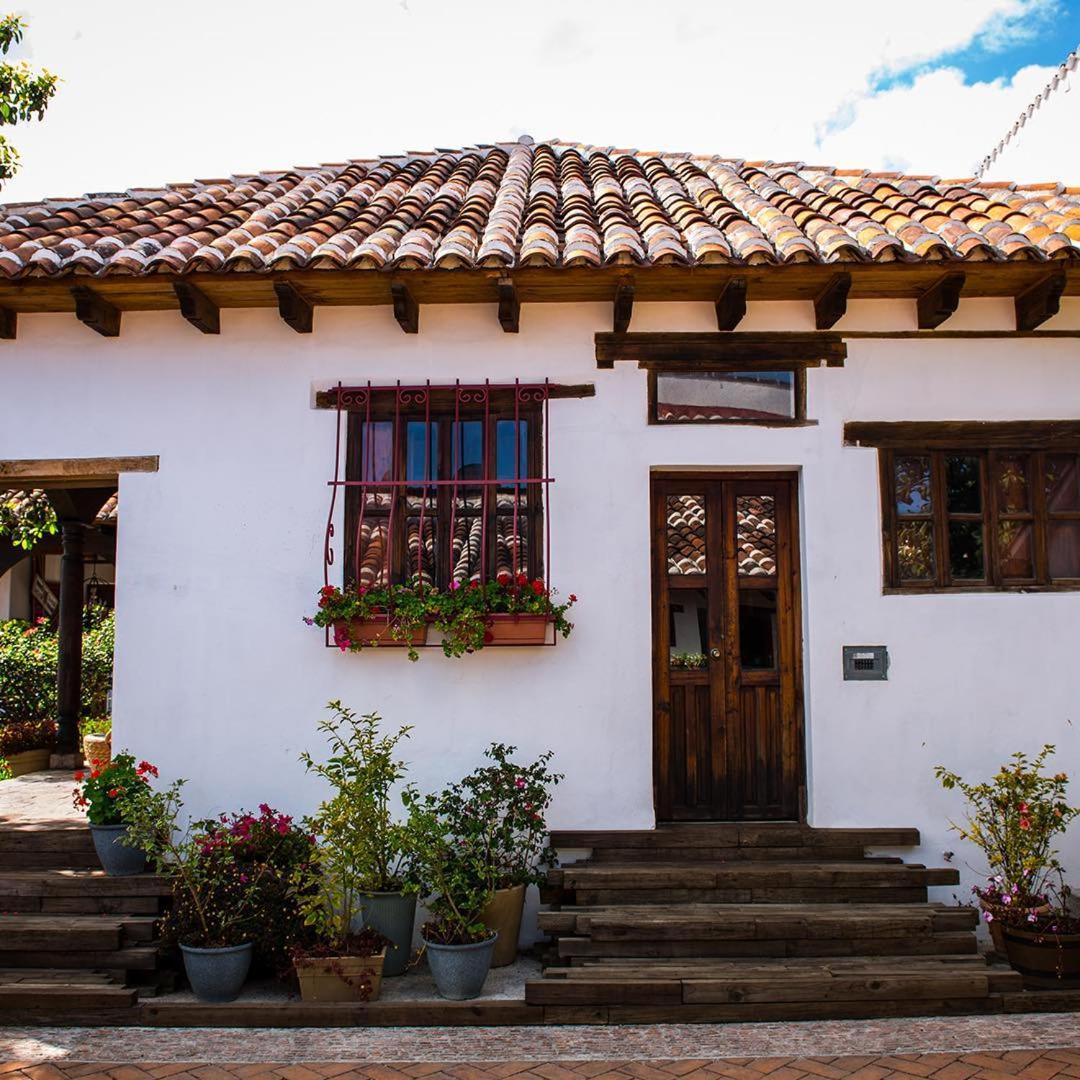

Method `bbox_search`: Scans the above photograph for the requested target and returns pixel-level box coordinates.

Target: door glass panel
[995,454,1030,512]
[897,520,935,580]
[1046,454,1080,511]
[739,588,777,670]
[895,456,932,514]
[667,495,706,575]
[997,520,1034,579]
[655,370,796,422]
[946,455,981,513]
[669,589,708,669]
[949,521,984,579]
[736,495,776,576]
[1049,521,1080,579]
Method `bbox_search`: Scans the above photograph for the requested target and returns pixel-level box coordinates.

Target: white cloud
[0,0,1068,203]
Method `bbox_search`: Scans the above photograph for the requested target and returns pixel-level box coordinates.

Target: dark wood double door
[651,473,804,821]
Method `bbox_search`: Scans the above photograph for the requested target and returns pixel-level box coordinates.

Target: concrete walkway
[0,770,79,824]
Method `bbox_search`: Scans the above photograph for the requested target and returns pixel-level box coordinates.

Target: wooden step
[0,914,159,952]
[525,955,1022,1007]
[0,823,98,870]
[0,870,170,913]
[0,968,137,1010]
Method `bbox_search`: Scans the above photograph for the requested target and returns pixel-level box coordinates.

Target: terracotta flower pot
[334,617,427,648]
[4,748,51,777]
[484,614,551,646]
[480,884,526,967]
[1003,924,1080,980]
[295,949,386,1002]
[82,732,111,771]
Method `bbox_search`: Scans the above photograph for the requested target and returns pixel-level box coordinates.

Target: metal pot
[423,933,498,1000]
[353,891,417,977]
[180,942,253,1003]
[89,823,146,877]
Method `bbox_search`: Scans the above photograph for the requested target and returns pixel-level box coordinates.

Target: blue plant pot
[89,823,146,877]
[180,942,253,1003]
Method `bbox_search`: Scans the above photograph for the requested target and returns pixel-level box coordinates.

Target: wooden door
[651,473,804,821]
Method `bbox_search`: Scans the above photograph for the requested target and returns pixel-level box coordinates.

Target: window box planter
[484,613,552,646]
[333,616,427,648]
[4,747,51,777]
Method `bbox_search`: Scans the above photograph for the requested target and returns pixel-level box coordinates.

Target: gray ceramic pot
[180,942,253,1002]
[423,933,498,1000]
[354,891,417,977]
[89,823,146,877]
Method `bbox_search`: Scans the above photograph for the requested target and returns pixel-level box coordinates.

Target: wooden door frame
[649,469,808,823]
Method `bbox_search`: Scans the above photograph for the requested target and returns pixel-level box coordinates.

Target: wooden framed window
[648,366,805,425]
[872,440,1080,592]
[338,387,546,590]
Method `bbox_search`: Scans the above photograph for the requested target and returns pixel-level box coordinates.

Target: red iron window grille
[325,381,552,591]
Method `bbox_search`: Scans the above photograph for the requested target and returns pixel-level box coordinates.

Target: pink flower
[302,617,315,626]
[450,580,461,591]
[514,777,526,790]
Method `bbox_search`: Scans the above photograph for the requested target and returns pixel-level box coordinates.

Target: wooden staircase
[527,823,1024,1021]
[0,822,172,1019]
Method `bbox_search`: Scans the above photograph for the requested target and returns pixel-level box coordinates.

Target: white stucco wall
[2,296,1079,909]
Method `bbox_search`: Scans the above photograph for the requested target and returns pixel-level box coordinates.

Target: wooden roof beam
[71,286,120,337]
[498,276,520,333]
[814,273,851,330]
[613,279,634,333]
[916,272,965,330]
[1015,270,1067,331]
[173,281,220,334]
[390,281,419,334]
[273,281,313,333]
[0,306,15,340]
[715,277,747,330]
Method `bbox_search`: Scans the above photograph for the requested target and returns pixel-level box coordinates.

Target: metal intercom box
[843,645,888,681]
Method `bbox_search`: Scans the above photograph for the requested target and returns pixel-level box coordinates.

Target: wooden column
[57,520,85,754]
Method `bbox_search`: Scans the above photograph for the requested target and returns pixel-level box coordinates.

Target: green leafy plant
[935,745,1080,904]
[0,756,11,781]
[72,752,156,826]
[670,652,706,671]
[0,716,55,756]
[0,489,57,551]
[0,14,59,184]
[80,716,112,737]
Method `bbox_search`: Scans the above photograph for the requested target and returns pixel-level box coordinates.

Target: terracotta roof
[0,490,117,527]
[1,138,1078,280]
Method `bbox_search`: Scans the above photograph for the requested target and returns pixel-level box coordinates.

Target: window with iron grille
[325,383,550,591]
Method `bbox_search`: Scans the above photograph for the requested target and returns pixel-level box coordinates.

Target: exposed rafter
[0,306,15,340]
[613,280,634,333]
[71,286,120,337]
[498,277,520,333]
[715,277,747,331]
[1015,270,1067,331]
[173,281,220,334]
[814,273,851,330]
[916,272,965,330]
[273,281,313,333]
[390,281,419,334]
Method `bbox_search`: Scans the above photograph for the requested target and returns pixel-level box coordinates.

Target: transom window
[335,385,547,590]
[881,447,1080,590]
[648,366,805,424]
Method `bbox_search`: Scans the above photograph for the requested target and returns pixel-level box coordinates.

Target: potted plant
[0,718,56,776]
[444,743,561,967]
[936,745,1079,951]
[72,753,154,876]
[307,584,429,660]
[403,784,499,1000]
[999,883,1080,980]
[80,715,112,771]
[300,701,417,976]
[125,784,304,1002]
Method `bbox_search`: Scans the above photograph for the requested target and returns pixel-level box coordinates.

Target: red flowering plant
[935,745,1080,925]
[306,582,431,661]
[72,752,157,826]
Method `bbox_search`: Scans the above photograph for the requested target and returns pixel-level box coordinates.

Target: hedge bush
[0,606,114,754]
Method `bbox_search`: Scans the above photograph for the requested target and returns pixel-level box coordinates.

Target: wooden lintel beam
[715,277,747,330]
[916,271,965,330]
[390,281,419,334]
[0,305,15,340]
[595,331,847,369]
[273,281,313,333]
[613,280,634,333]
[0,455,158,485]
[1015,270,1067,331]
[845,419,1080,450]
[497,277,519,333]
[173,281,220,334]
[814,273,851,330]
[71,286,120,337]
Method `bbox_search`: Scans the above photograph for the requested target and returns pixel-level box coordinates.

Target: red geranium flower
[568,594,578,603]
[73,771,84,782]
[516,573,528,586]
[531,579,545,595]
[496,572,511,586]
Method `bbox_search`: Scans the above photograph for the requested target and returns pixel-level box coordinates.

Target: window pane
[496,419,528,482]
[1049,521,1080,579]
[946,455,981,514]
[656,371,795,422]
[1046,454,1080,512]
[357,519,390,588]
[360,421,394,483]
[451,421,483,481]
[495,516,529,579]
[405,421,438,483]
[669,589,708,666]
[451,514,483,584]
[406,517,437,586]
[949,521,984,580]
[897,520,935,580]
[667,495,706,575]
[997,520,1034,579]
[895,456,932,515]
[739,589,777,670]
[995,454,1030,513]
[737,495,777,577]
